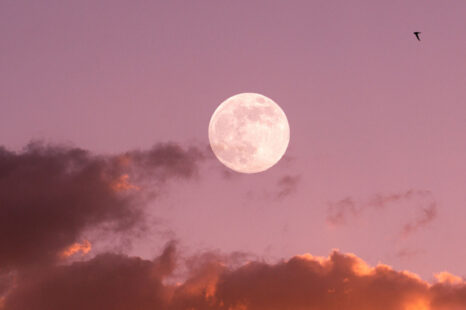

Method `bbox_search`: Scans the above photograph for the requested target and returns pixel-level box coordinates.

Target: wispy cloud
[275,174,301,198]
[327,190,438,236]
[401,202,437,237]
[395,247,426,259]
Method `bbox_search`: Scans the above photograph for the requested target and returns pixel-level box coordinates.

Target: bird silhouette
[414,32,421,41]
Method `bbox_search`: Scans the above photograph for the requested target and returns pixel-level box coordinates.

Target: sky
[1,1,465,309]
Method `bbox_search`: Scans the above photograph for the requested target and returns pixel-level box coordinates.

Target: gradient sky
[1,0,465,304]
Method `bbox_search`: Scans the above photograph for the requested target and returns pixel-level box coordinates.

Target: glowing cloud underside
[3,245,466,310]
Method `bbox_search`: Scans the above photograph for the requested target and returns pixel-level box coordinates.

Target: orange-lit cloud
[3,244,466,310]
[435,272,464,285]
[404,299,430,310]
[60,240,92,258]
[111,174,140,192]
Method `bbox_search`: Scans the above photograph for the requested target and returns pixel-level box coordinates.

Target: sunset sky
[1,1,465,309]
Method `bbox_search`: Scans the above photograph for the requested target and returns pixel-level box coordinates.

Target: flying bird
[414,32,421,41]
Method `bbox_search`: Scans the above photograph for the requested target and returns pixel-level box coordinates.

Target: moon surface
[208,93,290,173]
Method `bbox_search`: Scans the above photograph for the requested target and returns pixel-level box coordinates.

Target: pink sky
[1,0,465,282]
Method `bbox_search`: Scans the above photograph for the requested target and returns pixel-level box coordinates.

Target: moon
[208,93,290,173]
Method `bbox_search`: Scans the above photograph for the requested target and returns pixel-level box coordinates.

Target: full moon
[208,93,290,173]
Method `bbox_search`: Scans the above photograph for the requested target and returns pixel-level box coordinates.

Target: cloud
[327,197,360,225]
[0,142,204,269]
[0,271,14,299]
[327,190,438,236]
[401,202,437,237]
[3,253,170,310]
[60,240,92,258]
[243,174,301,202]
[435,272,464,286]
[2,244,466,310]
[1,142,460,309]
[396,247,426,259]
[275,175,300,198]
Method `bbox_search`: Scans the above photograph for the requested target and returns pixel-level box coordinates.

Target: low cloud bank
[2,243,466,310]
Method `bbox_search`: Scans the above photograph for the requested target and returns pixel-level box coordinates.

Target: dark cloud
[3,244,466,310]
[327,190,438,236]
[3,253,170,310]
[0,142,204,269]
[0,271,14,300]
